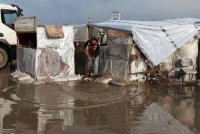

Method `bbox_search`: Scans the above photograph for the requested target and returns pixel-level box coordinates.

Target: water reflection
[150,86,197,134]
[128,86,198,134]
[195,88,200,133]
[0,80,200,133]
[0,98,16,134]
[16,83,75,133]
[0,81,129,134]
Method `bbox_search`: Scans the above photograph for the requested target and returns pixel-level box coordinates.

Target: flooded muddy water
[0,68,200,134]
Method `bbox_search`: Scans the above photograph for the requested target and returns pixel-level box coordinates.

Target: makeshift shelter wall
[17,48,36,77]
[98,30,132,80]
[17,26,75,78]
[36,26,75,77]
[129,44,147,81]
[129,38,199,81]
[159,37,198,71]
[99,46,109,74]
[36,48,63,77]
[173,38,198,68]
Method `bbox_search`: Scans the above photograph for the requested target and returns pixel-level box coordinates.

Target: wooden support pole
[197,39,200,85]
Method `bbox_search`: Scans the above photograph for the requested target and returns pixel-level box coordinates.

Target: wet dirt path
[0,68,200,134]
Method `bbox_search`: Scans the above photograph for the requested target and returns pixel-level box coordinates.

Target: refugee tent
[15,17,76,80]
[89,18,200,81]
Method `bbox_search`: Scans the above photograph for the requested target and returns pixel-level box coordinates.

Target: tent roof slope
[89,18,200,66]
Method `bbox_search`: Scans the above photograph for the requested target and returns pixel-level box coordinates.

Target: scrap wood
[147,66,171,86]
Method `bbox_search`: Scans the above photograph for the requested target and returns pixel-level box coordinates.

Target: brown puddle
[0,68,200,134]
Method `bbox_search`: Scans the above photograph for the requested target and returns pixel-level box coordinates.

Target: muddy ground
[0,67,200,134]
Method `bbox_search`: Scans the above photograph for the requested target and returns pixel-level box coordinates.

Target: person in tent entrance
[84,37,100,77]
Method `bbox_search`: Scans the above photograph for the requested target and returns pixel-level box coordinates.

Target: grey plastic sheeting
[107,37,130,61]
[99,37,131,80]
[17,48,36,77]
[99,46,109,74]
[17,47,72,78]
[91,18,200,66]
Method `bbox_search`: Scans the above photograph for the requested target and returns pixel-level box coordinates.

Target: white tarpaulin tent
[90,18,200,66]
[17,26,76,80]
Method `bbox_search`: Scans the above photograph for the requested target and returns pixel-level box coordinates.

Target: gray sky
[1,0,200,25]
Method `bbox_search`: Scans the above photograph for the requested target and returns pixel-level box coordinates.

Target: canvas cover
[90,18,200,66]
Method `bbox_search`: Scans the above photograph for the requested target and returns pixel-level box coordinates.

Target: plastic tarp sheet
[159,38,198,71]
[99,37,131,80]
[99,46,109,74]
[17,26,75,79]
[37,26,75,76]
[17,47,36,77]
[36,48,63,77]
[90,18,200,66]
[108,38,130,61]
[173,38,198,68]
[37,26,74,65]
